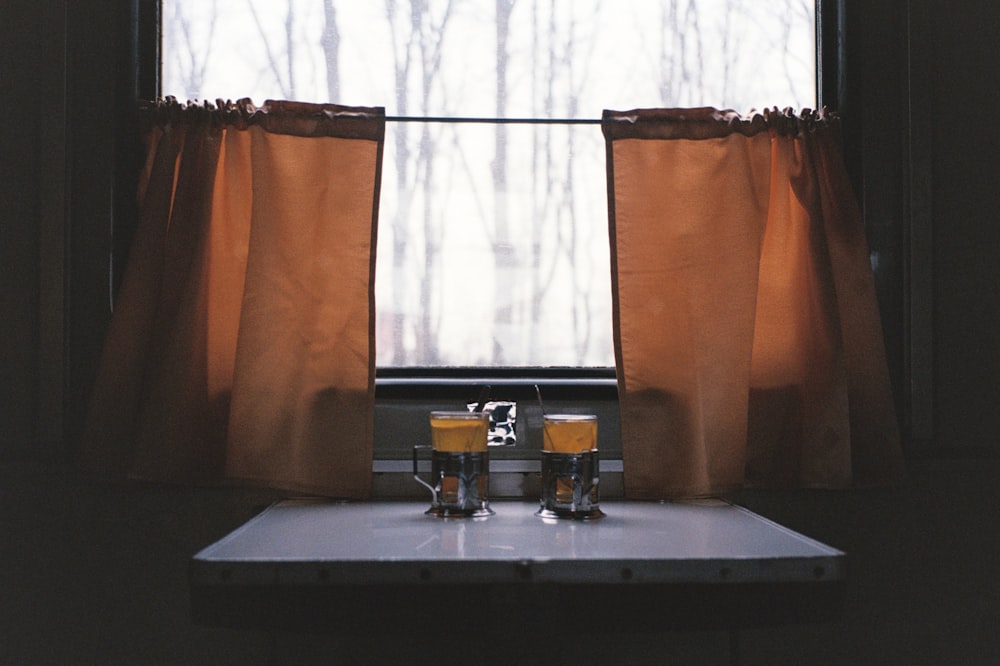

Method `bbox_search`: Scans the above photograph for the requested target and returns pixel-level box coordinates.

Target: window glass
[162,0,816,368]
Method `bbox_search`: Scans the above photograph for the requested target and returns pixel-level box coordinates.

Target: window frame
[85,0,910,470]
[135,0,834,385]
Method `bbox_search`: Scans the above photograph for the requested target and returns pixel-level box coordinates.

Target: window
[160,0,816,370]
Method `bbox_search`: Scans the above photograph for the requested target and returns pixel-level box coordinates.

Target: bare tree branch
[167,0,217,100]
[247,0,292,99]
[321,0,341,102]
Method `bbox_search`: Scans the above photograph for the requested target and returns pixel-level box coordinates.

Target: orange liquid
[438,475,489,504]
[555,479,575,504]
[430,414,489,453]
[543,416,597,504]
[542,417,597,453]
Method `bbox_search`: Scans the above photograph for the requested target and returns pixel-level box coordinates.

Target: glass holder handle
[412,444,438,504]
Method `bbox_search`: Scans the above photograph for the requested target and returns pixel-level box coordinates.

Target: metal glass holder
[413,446,494,518]
[536,450,605,520]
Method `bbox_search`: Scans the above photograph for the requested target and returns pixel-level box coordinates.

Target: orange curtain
[603,107,904,499]
[80,99,385,499]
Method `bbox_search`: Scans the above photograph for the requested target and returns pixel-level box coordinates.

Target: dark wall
[0,0,44,456]
[928,2,1000,451]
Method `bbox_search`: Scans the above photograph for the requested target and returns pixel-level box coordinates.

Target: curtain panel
[80,98,385,499]
[603,107,904,499]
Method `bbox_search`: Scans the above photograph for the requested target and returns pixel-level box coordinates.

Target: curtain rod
[385,115,602,125]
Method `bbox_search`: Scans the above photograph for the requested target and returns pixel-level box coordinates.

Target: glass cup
[413,411,493,518]
[537,414,604,520]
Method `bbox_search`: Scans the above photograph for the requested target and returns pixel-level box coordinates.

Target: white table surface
[191,499,844,587]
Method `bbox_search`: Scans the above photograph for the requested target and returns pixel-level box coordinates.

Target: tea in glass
[538,414,603,519]
[543,414,597,502]
[413,411,493,517]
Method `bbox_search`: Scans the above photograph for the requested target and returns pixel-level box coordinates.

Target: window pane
[163,0,816,115]
[377,122,612,367]
[162,0,816,368]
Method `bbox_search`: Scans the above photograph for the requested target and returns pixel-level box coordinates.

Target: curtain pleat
[81,99,384,499]
[603,107,904,498]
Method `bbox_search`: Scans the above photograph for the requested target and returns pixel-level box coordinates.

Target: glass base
[537,450,603,520]
[535,506,605,521]
[425,505,495,519]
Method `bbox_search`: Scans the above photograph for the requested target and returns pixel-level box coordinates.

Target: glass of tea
[537,414,604,520]
[413,411,493,518]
